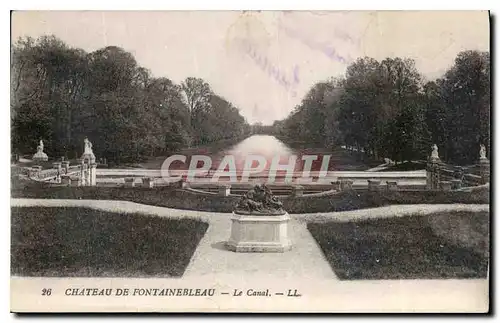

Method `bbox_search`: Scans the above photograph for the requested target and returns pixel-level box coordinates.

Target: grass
[307,211,489,280]
[11,207,208,277]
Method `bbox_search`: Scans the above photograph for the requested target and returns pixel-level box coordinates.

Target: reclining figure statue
[234,184,285,215]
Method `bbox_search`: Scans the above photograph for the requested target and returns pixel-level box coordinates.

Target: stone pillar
[439,181,452,191]
[176,178,189,189]
[340,179,353,191]
[142,177,155,188]
[291,185,304,197]
[61,175,71,185]
[62,161,70,174]
[426,159,441,190]
[124,177,135,188]
[450,179,462,190]
[386,181,398,191]
[218,184,231,196]
[368,179,381,191]
[89,163,97,186]
[80,160,87,186]
[479,158,490,185]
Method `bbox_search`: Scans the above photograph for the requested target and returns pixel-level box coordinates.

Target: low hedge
[12,183,489,214]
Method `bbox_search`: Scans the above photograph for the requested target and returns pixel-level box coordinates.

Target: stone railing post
[70,177,81,187]
[142,177,154,188]
[340,179,353,191]
[61,175,71,185]
[386,181,398,191]
[176,178,189,189]
[426,145,441,190]
[450,179,461,190]
[331,180,341,191]
[218,184,231,196]
[53,162,62,183]
[368,179,381,191]
[291,185,304,197]
[89,163,97,186]
[80,159,86,186]
[62,161,70,174]
[439,181,452,191]
[479,158,490,185]
[124,177,135,188]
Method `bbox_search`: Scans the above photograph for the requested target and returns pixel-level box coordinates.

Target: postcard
[10,10,490,313]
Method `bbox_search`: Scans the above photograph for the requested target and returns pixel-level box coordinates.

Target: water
[163,135,333,177]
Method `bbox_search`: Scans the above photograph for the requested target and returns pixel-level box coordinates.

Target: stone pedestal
[33,152,48,162]
[479,158,490,185]
[227,212,292,253]
[426,156,441,190]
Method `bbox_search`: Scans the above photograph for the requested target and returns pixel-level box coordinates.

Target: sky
[12,11,490,125]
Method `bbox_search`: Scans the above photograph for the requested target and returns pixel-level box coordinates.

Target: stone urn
[227,184,292,253]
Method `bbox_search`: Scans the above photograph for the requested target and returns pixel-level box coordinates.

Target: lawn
[11,207,208,277]
[307,211,489,280]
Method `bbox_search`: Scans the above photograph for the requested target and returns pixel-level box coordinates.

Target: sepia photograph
[9,10,490,313]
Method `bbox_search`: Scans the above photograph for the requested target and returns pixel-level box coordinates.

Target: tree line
[11,36,251,164]
[275,51,490,165]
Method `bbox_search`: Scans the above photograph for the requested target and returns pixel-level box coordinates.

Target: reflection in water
[165,135,332,178]
[211,135,330,174]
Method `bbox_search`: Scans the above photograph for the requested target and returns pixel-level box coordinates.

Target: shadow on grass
[307,211,489,280]
[11,207,208,277]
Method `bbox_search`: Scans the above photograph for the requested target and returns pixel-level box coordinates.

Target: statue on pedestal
[32,139,48,162]
[479,144,487,160]
[235,184,285,215]
[81,137,96,163]
[430,144,439,160]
